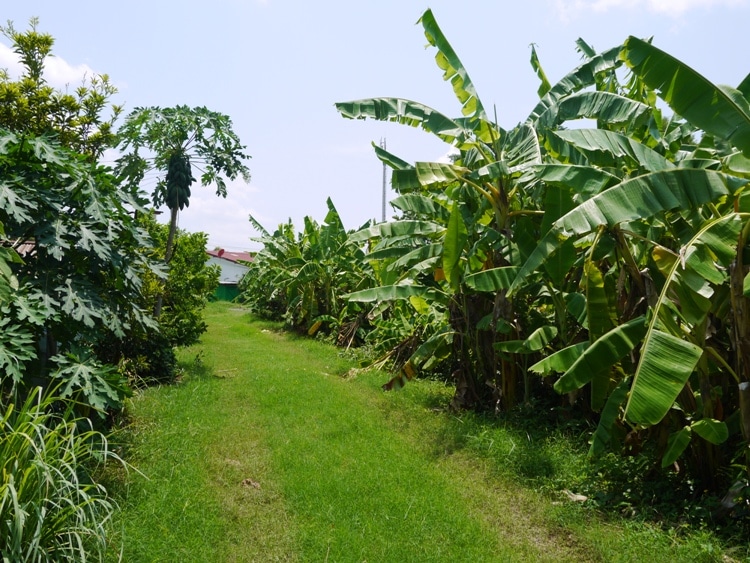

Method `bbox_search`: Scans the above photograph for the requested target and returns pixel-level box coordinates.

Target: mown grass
[108,302,738,562]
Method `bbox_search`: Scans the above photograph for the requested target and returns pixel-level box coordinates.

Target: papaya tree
[116,105,251,316]
[0,128,158,412]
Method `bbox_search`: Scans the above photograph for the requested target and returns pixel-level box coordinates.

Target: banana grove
[243,9,750,501]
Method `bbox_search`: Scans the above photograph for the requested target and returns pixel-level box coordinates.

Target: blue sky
[2,0,748,250]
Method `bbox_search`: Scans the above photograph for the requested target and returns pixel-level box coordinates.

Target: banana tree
[505,38,750,484]
[241,199,375,341]
[337,11,660,410]
[116,105,251,316]
[338,9,558,409]
[621,37,750,477]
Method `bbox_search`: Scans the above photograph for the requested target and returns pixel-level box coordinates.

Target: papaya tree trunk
[154,205,178,318]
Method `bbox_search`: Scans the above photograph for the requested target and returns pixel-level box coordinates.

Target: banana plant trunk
[730,245,750,478]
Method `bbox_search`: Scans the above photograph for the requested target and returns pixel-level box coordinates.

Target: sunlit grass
[109,302,735,562]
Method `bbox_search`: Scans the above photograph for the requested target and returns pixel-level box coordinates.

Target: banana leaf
[372,141,413,170]
[533,164,620,200]
[335,97,466,145]
[527,45,623,126]
[345,284,446,305]
[416,161,468,186]
[588,378,629,458]
[508,169,741,296]
[465,267,520,292]
[418,9,487,123]
[535,91,650,130]
[554,129,674,172]
[530,43,551,98]
[529,342,589,376]
[623,36,750,156]
[494,325,558,354]
[661,426,692,468]
[691,418,729,445]
[391,194,450,222]
[443,201,468,291]
[554,316,646,395]
[350,220,441,243]
[625,214,744,426]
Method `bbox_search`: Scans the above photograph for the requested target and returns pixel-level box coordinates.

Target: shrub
[0,388,124,561]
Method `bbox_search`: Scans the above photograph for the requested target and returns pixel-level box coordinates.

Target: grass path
[110,303,724,562]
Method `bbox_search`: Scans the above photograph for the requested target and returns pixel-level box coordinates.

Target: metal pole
[380,137,387,222]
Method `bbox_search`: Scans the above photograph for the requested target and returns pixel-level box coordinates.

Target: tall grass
[0,387,122,562]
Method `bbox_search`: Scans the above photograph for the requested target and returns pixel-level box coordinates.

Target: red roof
[206,249,253,263]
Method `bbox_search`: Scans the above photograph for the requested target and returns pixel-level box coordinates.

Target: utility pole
[380,137,387,222]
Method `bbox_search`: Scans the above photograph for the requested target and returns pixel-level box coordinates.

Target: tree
[138,212,220,348]
[0,20,158,412]
[0,18,122,159]
[0,129,157,411]
[240,200,374,343]
[116,105,251,316]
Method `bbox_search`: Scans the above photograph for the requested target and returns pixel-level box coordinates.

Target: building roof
[206,249,253,264]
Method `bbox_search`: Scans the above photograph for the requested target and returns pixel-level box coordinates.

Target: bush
[0,388,124,561]
[139,212,220,348]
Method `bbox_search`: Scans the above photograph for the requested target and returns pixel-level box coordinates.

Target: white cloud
[0,43,23,76]
[0,41,96,88]
[554,0,747,19]
[43,55,96,89]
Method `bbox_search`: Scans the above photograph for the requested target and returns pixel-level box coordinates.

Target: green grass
[108,302,737,562]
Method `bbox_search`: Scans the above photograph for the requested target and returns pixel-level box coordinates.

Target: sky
[1,0,749,251]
